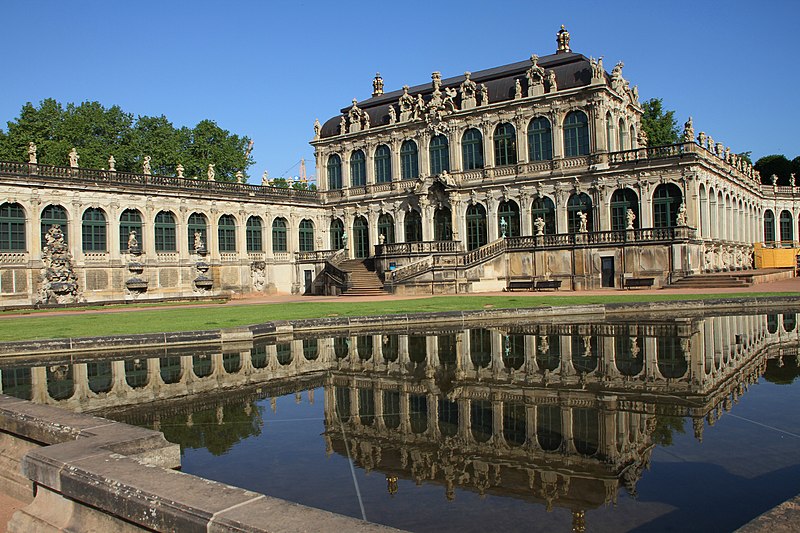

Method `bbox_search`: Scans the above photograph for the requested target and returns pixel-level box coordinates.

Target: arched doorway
[497,200,520,237]
[653,183,683,228]
[466,204,487,250]
[434,207,452,241]
[353,216,369,258]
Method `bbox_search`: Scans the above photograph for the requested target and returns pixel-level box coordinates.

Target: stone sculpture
[362,111,370,130]
[207,164,215,181]
[143,156,152,175]
[526,55,545,97]
[127,229,139,253]
[590,56,605,83]
[398,86,415,121]
[348,99,363,133]
[388,105,397,124]
[236,171,245,183]
[413,94,425,120]
[578,211,588,233]
[28,142,37,164]
[372,72,384,96]
[610,62,626,95]
[697,131,706,148]
[460,72,477,109]
[108,155,116,171]
[479,84,489,106]
[637,128,648,147]
[514,79,522,99]
[626,208,636,230]
[176,163,184,178]
[313,118,321,139]
[683,117,695,143]
[38,225,82,304]
[69,148,79,168]
[676,202,687,226]
[262,170,269,186]
[339,115,347,135]
[556,25,570,53]
[341,230,348,249]
[546,70,558,92]
[194,230,205,253]
[534,217,545,236]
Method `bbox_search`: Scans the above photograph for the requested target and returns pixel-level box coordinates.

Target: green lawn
[0,292,795,342]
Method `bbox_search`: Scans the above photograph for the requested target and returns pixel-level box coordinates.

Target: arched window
[246,216,263,252]
[82,208,107,252]
[41,205,68,246]
[652,184,683,228]
[299,219,314,252]
[466,203,487,250]
[527,117,552,161]
[605,112,615,152]
[563,110,590,157]
[567,193,593,233]
[187,213,207,252]
[779,210,793,243]
[763,210,775,243]
[470,329,492,368]
[119,209,142,252]
[0,203,26,252]
[378,213,395,244]
[572,408,599,456]
[618,118,627,151]
[400,140,419,180]
[405,210,422,242]
[429,134,450,174]
[610,189,639,231]
[218,215,236,252]
[461,128,484,170]
[434,207,452,241]
[330,218,344,249]
[497,200,520,237]
[629,125,637,148]
[657,336,688,378]
[327,154,342,190]
[531,197,556,234]
[494,123,517,166]
[537,405,563,452]
[154,211,176,252]
[350,150,366,187]
[374,144,392,183]
[353,216,369,258]
[272,218,287,252]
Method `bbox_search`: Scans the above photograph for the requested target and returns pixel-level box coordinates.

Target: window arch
[779,210,793,243]
[246,216,263,252]
[429,134,450,174]
[0,203,26,252]
[497,200,520,237]
[494,123,517,166]
[567,193,593,233]
[629,125,637,148]
[652,184,683,228]
[610,189,639,231]
[349,150,366,187]
[405,210,422,242]
[563,110,590,156]
[466,203,487,250]
[352,216,369,258]
[154,211,176,252]
[119,209,142,252]
[218,215,236,252]
[374,144,392,183]
[435,207,452,241]
[82,208,107,252]
[327,154,342,190]
[461,128,484,170]
[187,213,208,252]
[763,210,775,243]
[330,218,344,249]
[299,219,314,252]
[618,118,627,151]
[527,117,552,161]
[531,197,556,234]
[41,205,68,246]
[605,112,615,152]
[400,140,419,179]
[378,213,395,244]
[272,218,288,252]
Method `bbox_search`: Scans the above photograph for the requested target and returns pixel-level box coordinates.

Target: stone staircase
[338,259,388,296]
[666,271,754,289]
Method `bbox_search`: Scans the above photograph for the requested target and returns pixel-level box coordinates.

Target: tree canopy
[0,99,254,181]
[640,98,680,147]
[754,154,798,185]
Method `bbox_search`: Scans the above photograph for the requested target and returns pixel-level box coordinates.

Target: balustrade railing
[391,255,434,282]
[296,249,338,262]
[378,240,461,256]
[0,253,28,264]
[463,238,506,266]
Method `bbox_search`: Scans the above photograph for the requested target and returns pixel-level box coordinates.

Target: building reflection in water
[1,311,799,525]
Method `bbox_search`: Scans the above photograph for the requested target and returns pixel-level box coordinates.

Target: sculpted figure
[194,230,204,253]
[676,202,687,226]
[706,135,714,152]
[176,163,184,178]
[591,56,605,82]
[69,147,79,168]
[724,146,731,162]
[388,105,397,124]
[235,170,245,183]
[362,111,370,130]
[578,211,588,233]
[339,115,346,135]
[442,87,458,113]
[398,85,415,121]
[142,155,151,175]
[413,94,425,120]
[716,142,724,157]
[372,72,384,96]
[514,79,522,99]
[534,216,545,236]
[697,131,706,148]
[341,230,348,249]
[626,208,636,230]
[610,62,626,94]
[683,117,695,142]
[28,142,37,164]
[127,230,139,252]
[546,69,557,92]
[262,170,269,186]
[207,163,215,181]
[108,155,116,171]
[460,71,477,109]
[313,118,321,139]
[479,84,489,106]
[348,99,363,133]
[556,24,570,53]
[526,55,545,96]
[637,128,649,147]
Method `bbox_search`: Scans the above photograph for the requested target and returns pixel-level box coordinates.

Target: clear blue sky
[2,0,798,183]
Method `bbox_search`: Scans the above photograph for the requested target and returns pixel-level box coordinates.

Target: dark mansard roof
[319,51,601,139]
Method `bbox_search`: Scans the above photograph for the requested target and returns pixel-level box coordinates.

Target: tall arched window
[605,112,615,152]
[652,184,683,228]
[246,216,263,252]
[400,140,419,180]
[462,128,484,170]
[119,209,142,252]
[327,154,342,190]
[470,328,492,368]
[567,193,593,233]
[154,211,176,252]
[299,219,314,252]
[527,117,552,161]
[763,210,775,243]
[405,210,422,242]
[497,200,520,237]
[353,216,369,258]
[563,110,590,157]
[531,197,556,234]
[618,118,627,151]
[272,218,287,252]
[610,189,639,231]
[218,215,236,252]
[466,203,487,250]
[378,213,395,244]
[187,213,207,252]
[629,125,637,148]
[41,205,68,246]
[429,134,450,174]
[374,144,392,183]
[82,208,107,252]
[779,210,793,243]
[350,150,366,187]
[494,123,517,166]
[330,218,344,249]
[435,207,452,240]
[0,203,26,252]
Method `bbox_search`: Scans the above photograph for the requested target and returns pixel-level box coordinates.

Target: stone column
[237,210,248,259]
[449,129,462,173]
[515,118,529,164]
[420,199,433,242]
[486,197,498,242]
[69,201,82,261]
[520,193,532,236]
[367,210,379,257]
[315,149,326,192]
[391,139,402,182]
[365,144,376,186]
[207,211,219,261]
[28,200,42,262]
[107,205,121,260]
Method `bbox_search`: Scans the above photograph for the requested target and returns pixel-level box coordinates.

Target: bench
[624,277,655,289]
[504,280,535,291]
[535,280,562,291]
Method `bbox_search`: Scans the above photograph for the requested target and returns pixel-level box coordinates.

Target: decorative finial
[372,72,384,97]
[557,24,571,53]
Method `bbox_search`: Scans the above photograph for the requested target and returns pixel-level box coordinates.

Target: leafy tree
[640,98,680,147]
[792,156,800,179]
[754,154,792,185]
[651,415,686,447]
[270,177,290,188]
[737,151,753,165]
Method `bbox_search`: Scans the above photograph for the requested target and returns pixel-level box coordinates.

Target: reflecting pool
[2,310,799,532]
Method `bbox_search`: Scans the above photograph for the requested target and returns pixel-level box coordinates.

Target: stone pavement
[0,494,24,533]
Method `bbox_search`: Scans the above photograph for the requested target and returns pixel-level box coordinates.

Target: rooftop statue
[514,79,522,99]
[398,85,415,121]
[460,72,477,109]
[526,55,545,97]
[683,117,695,143]
[610,62,626,95]
[28,142,37,164]
[372,72,384,97]
[207,163,215,181]
[556,24,571,53]
[176,163,184,178]
[388,105,397,124]
[142,155,152,175]
[546,69,558,92]
[339,115,346,135]
[590,56,605,83]
[69,147,79,168]
[479,84,489,106]
[108,155,116,171]
[313,118,321,139]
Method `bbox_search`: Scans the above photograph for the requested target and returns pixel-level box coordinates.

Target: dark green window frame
[429,134,450,175]
[327,154,342,190]
[610,189,639,231]
[462,128,484,170]
[531,197,556,234]
[246,216,263,252]
[434,207,452,241]
[82,208,107,252]
[350,150,366,187]
[567,193,593,233]
[0,202,26,252]
[272,218,288,252]
[400,140,419,180]
[374,145,392,183]
[528,117,553,161]
[493,123,517,166]
[652,184,682,229]
[119,209,142,252]
[378,213,394,244]
[299,219,314,252]
[154,211,176,252]
[41,205,68,246]
[564,111,590,157]
[330,218,344,249]
[218,215,236,252]
[404,210,422,242]
[187,213,208,251]
[497,200,520,237]
[764,210,775,242]
[466,203,487,250]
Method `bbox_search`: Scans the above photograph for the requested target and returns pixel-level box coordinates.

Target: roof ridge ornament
[372,73,384,97]
[556,25,571,53]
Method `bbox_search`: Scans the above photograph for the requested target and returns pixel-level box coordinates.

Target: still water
[2,311,799,532]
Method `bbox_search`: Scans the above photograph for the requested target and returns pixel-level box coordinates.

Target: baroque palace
[1,27,798,305]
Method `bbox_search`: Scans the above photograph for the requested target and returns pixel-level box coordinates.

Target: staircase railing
[463,238,506,267]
